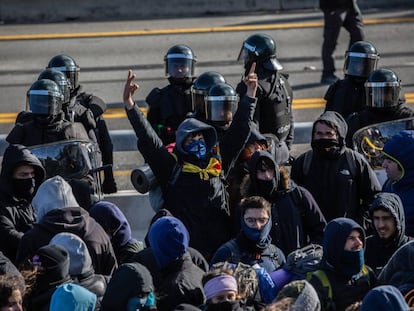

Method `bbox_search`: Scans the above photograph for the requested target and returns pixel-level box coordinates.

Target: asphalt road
[1,8,413,190]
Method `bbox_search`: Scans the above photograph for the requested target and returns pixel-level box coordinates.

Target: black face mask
[207,301,240,311]
[12,178,35,200]
[311,138,341,159]
[255,179,277,200]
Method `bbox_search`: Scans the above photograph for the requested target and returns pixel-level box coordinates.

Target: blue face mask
[126,293,155,311]
[341,249,364,279]
[184,140,207,159]
[240,215,272,246]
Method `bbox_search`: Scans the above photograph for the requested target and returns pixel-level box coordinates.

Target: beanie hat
[49,232,93,277]
[148,216,189,268]
[50,283,97,311]
[32,244,71,286]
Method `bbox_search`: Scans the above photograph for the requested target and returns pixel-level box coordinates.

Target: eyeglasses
[244,217,269,226]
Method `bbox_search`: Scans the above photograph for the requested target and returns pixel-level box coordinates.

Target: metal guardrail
[0,122,313,155]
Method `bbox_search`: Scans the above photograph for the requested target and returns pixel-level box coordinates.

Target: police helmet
[38,69,71,105]
[365,68,401,109]
[164,45,197,79]
[205,83,239,129]
[237,33,282,71]
[47,54,80,91]
[27,79,63,117]
[343,41,379,78]
[191,71,226,116]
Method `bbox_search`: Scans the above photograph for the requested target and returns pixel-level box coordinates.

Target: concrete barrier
[1,0,413,24]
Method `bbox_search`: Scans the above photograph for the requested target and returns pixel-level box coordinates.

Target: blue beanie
[148,216,189,268]
[50,283,97,311]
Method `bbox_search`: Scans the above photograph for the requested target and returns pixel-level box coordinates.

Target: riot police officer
[236,33,294,150]
[146,44,197,145]
[7,79,89,146]
[191,71,226,120]
[47,54,117,193]
[324,41,380,119]
[346,68,414,146]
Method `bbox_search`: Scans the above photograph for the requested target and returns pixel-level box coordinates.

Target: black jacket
[16,206,117,276]
[146,83,193,145]
[0,144,45,261]
[324,76,366,119]
[155,252,205,311]
[291,111,381,225]
[236,66,294,149]
[6,114,90,146]
[126,94,255,259]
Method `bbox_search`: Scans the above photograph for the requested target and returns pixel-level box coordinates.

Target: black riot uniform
[47,54,117,193]
[7,79,90,146]
[324,41,380,119]
[146,44,197,145]
[236,33,294,150]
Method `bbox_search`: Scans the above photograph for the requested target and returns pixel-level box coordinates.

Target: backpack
[284,244,323,280]
[225,240,282,272]
[306,265,370,310]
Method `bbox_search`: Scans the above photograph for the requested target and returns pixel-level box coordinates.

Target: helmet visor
[205,96,239,122]
[27,90,62,116]
[365,83,400,108]
[344,52,379,78]
[165,55,194,78]
[49,65,79,90]
[191,88,207,116]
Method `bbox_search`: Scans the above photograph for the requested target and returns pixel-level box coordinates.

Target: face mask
[207,301,240,311]
[341,249,364,279]
[255,179,277,200]
[12,178,35,200]
[311,138,341,159]
[240,215,272,247]
[184,140,207,159]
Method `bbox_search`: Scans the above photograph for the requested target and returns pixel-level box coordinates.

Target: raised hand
[243,62,258,98]
[123,70,140,110]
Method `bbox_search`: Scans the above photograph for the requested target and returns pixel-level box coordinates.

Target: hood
[50,283,97,311]
[276,280,321,311]
[101,262,154,310]
[144,208,173,247]
[0,144,45,191]
[148,216,189,268]
[32,175,79,222]
[369,192,406,245]
[248,150,280,194]
[382,130,414,186]
[360,285,409,311]
[89,200,136,251]
[174,117,217,158]
[322,218,365,269]
[49,232,94,277]
[312,111,348,147]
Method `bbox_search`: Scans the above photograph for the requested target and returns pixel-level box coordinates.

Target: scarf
[182,157,222,180]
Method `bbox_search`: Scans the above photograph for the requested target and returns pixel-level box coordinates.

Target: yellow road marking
[1,16,413,41]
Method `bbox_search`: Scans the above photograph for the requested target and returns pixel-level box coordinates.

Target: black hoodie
[365,192,412,275]
[291,111,381,225]
[0,144,46,262]
[126,106,236,260]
